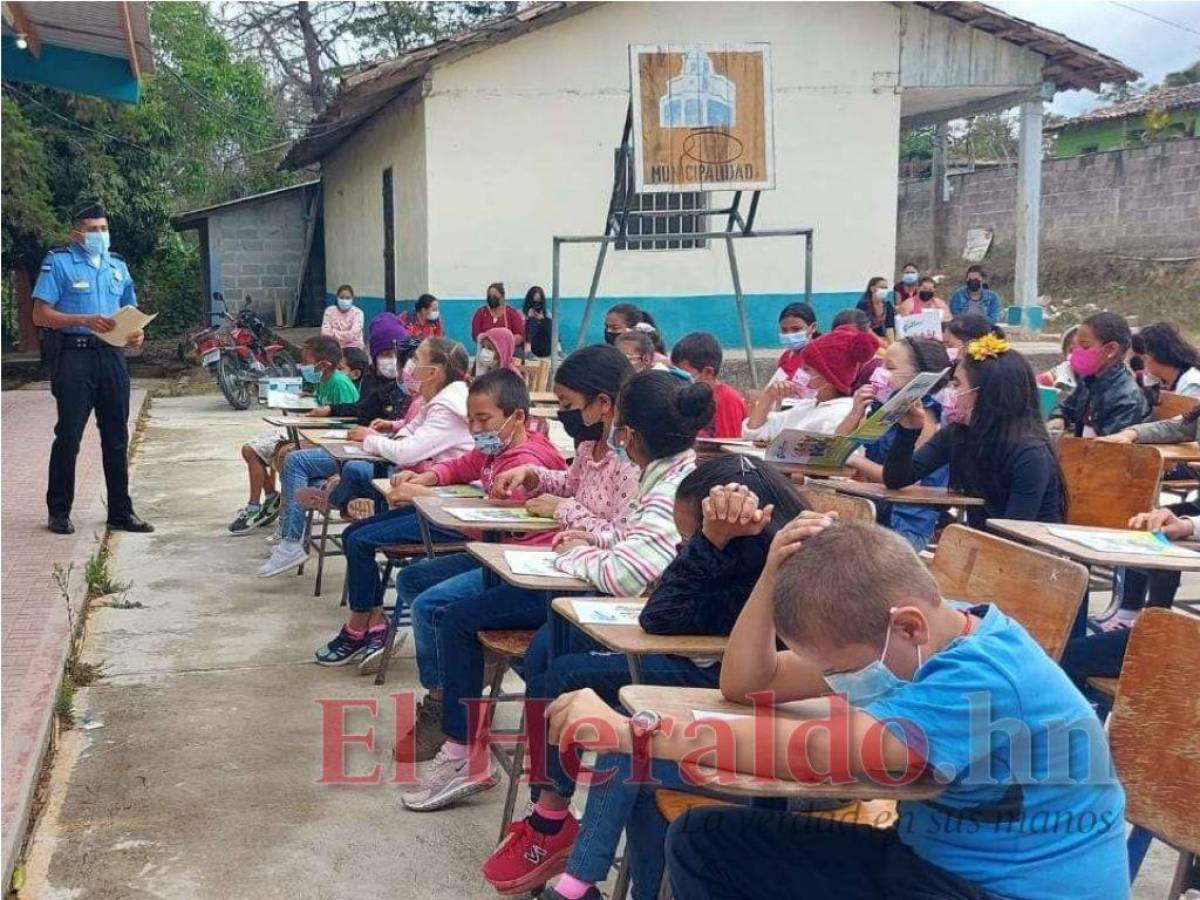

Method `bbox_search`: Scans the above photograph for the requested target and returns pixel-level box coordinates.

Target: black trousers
[47,345,132,520]
[667,806,992,899]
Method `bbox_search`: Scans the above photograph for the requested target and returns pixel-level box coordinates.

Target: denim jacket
[1052,363,1149,437]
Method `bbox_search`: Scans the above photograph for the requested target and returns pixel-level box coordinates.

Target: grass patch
[50,562,107,730]
[83,544,130,598]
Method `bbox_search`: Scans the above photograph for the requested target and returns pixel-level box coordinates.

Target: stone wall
[897,137,1200,267]
[211,187,314,323]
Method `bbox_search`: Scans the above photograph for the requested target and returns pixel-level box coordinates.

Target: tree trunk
[296,1,327,116]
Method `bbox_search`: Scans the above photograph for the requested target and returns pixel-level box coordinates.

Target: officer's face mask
[78,230,110,258]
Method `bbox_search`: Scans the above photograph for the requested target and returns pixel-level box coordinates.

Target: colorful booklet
[1044,526,1200,559]
[446,506,557,525]
[764,368,949,468]
[503,550,565,577]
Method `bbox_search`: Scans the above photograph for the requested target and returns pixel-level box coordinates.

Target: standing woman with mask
[322,284,365,349]
[401,293,443,340]
[855,276,896,342]
[773,301,818,381]
[885,334,1063,530]
[471,282,525,343]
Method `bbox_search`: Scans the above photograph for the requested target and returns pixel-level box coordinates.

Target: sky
[988,0,1200,116]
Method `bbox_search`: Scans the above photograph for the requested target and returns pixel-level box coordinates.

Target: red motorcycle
[187,293,297,410]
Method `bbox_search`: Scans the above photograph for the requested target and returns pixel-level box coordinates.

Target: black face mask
[558,408,604,443]
[966,279,983,292]
[918,290,935,301]
[604,330,621,345]
[486,295,502,309]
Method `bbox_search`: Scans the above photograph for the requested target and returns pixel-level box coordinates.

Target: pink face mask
[1069,345,1106,378]
[790,369,820,400]
[868,366,894,403]
[946,347,961,362]
[941,387,977,425]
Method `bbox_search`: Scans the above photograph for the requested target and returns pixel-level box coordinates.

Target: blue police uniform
[34,242,138,523]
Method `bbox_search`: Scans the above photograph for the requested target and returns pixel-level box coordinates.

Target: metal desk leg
[625,653,644,685]
[417,514,436,560]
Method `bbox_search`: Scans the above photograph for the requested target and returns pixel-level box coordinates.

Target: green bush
[137,232,203,339]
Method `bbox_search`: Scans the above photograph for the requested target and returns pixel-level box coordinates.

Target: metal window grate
[613,150,708,251]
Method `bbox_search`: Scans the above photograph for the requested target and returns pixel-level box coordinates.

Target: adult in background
[33,201,153,535]
[948,264,1003,323]
[470,282,524,343]
[894,261,921,308]
[522,285,554,360]
[321,283,364,349]
[855,276,895,342]
[401,293,443,340]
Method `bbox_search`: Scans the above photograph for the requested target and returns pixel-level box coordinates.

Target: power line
[1108,1,1200,39]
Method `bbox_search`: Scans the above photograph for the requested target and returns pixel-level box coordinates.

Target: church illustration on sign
[659,47,736,128]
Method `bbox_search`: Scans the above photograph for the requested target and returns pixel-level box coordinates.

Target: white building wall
[422,2,902,312]
[323,98,428,305]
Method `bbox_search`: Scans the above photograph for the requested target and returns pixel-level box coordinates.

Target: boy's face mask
[472,412,515,456]
[823,615,919,708]
[376,356,398,379]
[299,362,321,384]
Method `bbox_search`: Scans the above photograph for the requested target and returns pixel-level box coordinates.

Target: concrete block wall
[211,188,312,322]
[897,137,1200,266]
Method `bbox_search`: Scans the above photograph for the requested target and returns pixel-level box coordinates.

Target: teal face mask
[299,363,320,384]
[84,231,110,257]
[780,331,810,350]
[823,619,919,708]
[607,426,630,464]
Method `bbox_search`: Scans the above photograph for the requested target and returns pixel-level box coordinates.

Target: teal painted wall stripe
[326,292,863,350]
[2,37,140,104]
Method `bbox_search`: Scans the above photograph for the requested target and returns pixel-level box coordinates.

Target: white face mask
[476,348,498,371]
[336,296,354,311]
[376,356,398,379]
[426,309,440,322]
[874,288,889,301]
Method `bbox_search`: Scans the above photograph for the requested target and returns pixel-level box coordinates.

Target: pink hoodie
[479,326,522,374]
[430,429,568,545]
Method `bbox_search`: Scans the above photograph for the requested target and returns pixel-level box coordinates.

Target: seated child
[340,346,369,390]
[942,314,1003,360]
[773,301,818,381]
[669,331,746,439]
[393,345,640,745]
[842,337,951,550]
[230,335,358,535]
[1048,311,1149,437]
[395,371,714,811]
[743,327,879,440]
[604,303,668,364]
[885,333,1063,531]
[614,330,666,374]
[473,325,521,377]
[256,336,471,578]
[547,519,1129,900]
[1132,320,1200,397]
[321,284,364,348]
[313,368,565,668]
[482,459,808,896]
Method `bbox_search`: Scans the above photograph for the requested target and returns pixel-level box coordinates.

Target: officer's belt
[61,334,107,350]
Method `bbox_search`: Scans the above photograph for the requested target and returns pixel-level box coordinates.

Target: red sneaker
[482,814,580,895]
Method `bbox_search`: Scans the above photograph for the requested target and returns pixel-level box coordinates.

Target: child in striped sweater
[396,370,715,813]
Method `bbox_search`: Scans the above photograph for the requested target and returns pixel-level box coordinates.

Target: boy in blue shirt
[547,514,1127,900]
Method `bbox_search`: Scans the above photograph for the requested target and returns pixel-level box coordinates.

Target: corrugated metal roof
[171,180,319,229]
[283,0,1138,170]
[1045,83,1200,131]
[3,1,154,73]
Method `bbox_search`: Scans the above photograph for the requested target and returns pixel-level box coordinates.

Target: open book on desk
[764,368,948,468]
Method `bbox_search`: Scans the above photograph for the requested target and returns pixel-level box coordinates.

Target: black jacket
[1051,363,1149,437]
[639,533,767,637]
[329,370,412,425]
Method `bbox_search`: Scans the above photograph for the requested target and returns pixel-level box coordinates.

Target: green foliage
[899,127,935,161]
[139,232,203,338]
[347,2,516,58]
[1163,61,1200,87]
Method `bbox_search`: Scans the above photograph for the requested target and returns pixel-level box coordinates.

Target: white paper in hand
[96,306,157,347]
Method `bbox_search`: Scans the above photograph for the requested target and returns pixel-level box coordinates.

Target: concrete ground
[17,394,1195,899]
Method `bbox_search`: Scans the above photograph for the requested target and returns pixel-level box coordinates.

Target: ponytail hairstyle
[676,455,809,551]
[421,336,470,384]
[616,369,714,460]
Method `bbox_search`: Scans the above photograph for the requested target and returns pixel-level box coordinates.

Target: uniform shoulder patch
[50,247,71,255]
[108,251,125,260]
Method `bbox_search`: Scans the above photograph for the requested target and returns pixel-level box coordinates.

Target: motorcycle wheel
[216,353,254,411]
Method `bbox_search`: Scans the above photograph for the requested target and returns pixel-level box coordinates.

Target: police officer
[32,201,154,535]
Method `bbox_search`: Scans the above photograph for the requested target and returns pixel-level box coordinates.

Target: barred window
[613,151,708,251]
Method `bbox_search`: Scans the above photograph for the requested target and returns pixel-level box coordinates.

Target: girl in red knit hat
[742,327,881,441]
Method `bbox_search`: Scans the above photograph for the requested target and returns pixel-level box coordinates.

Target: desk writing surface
[316,440,385,463]
[263,416,358,428]
[466,542,590,592]
[530,391,558,405]
[1154,442,1200,464]
[412,496,559,534]
[987,519,1200,573]
[551,597,727,657]
[828,481,985,508]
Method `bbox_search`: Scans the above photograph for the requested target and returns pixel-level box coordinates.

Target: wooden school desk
[529,391,558,406]
[827,480,985,521]
[1153,441,1200,465]
[465,541,590,592]
[720,444,857,479]
[616,685,946,802]
[263,415,358,448]
[986,520,1200,574]
[550,596,725,683]
[414,496,559,564]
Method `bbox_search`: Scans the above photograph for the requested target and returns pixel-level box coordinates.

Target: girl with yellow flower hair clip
[883,334,1065,532]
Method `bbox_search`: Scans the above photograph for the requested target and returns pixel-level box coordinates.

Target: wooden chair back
[1151,390,1199,422]
[520,358,552,393]
[1108,609,1200,856]
[928,524,1087,660]
[1057,437,1162,529]
[797,486,876,523]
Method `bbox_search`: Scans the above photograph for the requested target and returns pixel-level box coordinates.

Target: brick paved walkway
[1,385,145,881]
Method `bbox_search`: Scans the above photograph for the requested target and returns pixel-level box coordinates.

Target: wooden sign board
[629,43,775,194]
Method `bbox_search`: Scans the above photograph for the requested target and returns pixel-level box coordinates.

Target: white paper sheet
[446,507,555,524]
[95,306,157,347]
[691,709,750,723]
[503,550,562,577]
[571,600,646,625]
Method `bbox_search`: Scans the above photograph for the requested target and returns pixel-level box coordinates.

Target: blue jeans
[437,584,550,742]
[522,623,720,799]
[400,555,484,690]
[342,508,464,612]
[279,448,338,541]
[567,754,708,895]
[329,460,380,509]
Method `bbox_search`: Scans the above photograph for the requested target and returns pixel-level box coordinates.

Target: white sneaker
[400,746,499,812]
[257,541,309,578]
